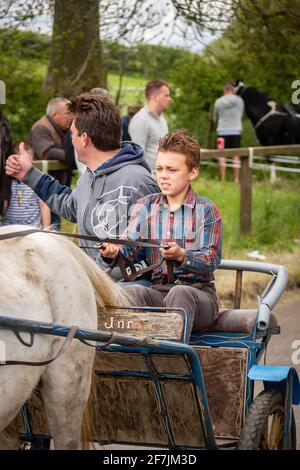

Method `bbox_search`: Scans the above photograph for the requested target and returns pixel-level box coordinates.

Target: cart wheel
[238,390,296,450]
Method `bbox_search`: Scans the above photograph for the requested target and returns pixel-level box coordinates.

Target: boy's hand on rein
[160,242,185,263]
[99,243,120,259]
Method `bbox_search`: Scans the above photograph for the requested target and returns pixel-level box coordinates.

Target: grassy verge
[192,176,300,258]
[192,175,300,306]
[63,174,300,305]
[107,73,147,113]
[64,173,300,260]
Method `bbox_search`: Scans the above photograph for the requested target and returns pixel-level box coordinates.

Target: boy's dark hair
[145,80,169,100]
[69,94,121,151]
[12,141,33,155]
[158,129,200,170]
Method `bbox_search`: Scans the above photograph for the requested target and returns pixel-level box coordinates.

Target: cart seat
[207,309,280,335]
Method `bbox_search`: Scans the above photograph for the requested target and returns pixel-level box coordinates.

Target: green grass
[107,73,147,113]
[63,172,300,260]
[9,58,300,259]
[192,175,300,258]
[20,62,147,115]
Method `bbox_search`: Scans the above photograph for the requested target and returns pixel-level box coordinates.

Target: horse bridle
[233,81,245,96]
[0,227,175,283]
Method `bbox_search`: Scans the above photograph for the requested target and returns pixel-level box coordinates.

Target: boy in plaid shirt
[101,129,222,337]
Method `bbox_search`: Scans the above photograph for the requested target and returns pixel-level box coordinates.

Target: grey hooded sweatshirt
[213,94,244,135]
[23,142,159,269]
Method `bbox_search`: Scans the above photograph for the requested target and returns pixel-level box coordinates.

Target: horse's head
[233,80,245,96]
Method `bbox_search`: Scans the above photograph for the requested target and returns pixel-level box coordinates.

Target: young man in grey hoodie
[213,83,244,183]
[5,94,159,277]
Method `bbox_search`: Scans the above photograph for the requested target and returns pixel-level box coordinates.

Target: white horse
[0,225,128,449]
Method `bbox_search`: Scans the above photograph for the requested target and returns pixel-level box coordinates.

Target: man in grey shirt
[129,80,171,173]
[213,83,244,183]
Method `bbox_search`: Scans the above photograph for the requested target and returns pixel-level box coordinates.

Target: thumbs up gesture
[5,142,33,181]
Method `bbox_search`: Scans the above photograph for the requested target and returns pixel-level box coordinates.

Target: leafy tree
[172,0,300,102]
[0,29,51,141]
[225,1,300,102]
[45,0,105,95]
[169,53,225,146]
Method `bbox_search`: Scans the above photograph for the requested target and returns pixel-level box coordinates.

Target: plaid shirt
[121,186,222,283]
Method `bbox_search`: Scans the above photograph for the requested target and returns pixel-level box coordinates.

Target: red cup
[216,137,225,149]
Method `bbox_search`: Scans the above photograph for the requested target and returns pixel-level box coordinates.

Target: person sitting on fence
[100,129,223,338]
[0,142,51,228]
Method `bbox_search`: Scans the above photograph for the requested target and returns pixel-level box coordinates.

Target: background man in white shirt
[129,80,171,173]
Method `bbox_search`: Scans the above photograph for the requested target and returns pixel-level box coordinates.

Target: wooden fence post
[240,155,252,233]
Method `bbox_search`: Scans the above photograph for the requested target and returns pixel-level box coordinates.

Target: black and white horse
[235,81,300,146]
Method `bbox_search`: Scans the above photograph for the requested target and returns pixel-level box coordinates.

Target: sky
[26,12,216,54]
[1,0,222,53]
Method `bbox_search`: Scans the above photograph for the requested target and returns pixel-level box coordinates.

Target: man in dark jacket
[6,94,159,276]
[29,97,73,186]
[29,97,74,228]
[0,109,12,216]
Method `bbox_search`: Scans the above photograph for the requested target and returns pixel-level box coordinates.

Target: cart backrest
[98,307,189,342]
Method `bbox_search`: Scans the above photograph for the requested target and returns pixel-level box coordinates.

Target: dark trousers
[122,283,218,339]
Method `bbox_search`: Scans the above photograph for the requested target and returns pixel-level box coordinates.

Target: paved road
[267,299,300,449]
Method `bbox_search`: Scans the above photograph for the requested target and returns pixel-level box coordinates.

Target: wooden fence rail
[33,144,300,235]
[202,144,300,234]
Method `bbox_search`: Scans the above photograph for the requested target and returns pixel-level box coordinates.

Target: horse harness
[254,105,300,143]
[0,227,175,282]
[254,106,287,131]
[0,228,176,365]
[237,84,300,138]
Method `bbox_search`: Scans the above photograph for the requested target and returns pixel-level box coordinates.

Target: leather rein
[0,227,175,366]
[0,227,175,283]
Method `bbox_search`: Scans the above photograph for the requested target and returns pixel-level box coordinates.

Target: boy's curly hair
[158,129,200,170]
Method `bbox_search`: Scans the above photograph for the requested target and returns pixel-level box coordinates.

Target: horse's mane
[243,87,270,108]
[0,226,130,312]
[238,86,271,125]
[45,232,130,449]
[0,227,130,449]
[55,234,129,310]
